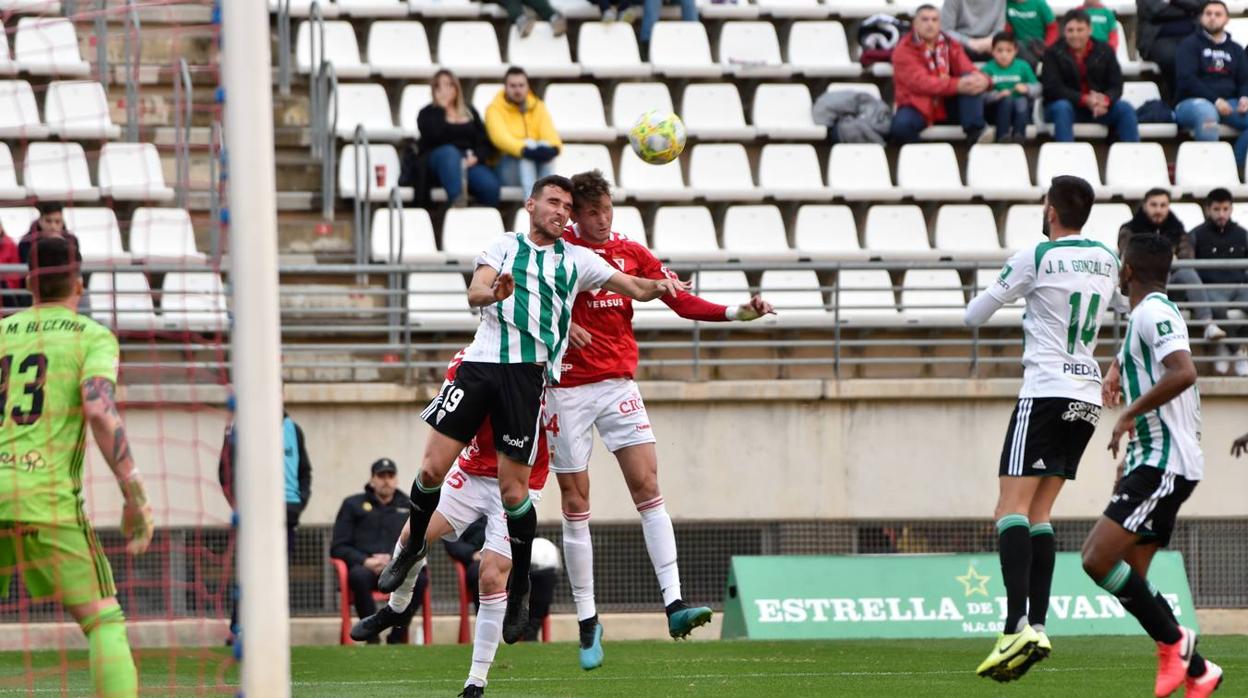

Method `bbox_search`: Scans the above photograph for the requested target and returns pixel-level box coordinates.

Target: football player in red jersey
[549,169,774,670]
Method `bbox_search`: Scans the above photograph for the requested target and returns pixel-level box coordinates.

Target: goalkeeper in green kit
[0,237,153,697]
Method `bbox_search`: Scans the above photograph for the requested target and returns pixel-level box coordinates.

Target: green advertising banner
[721,552,1196,640]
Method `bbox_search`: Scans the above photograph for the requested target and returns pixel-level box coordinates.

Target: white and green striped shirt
[464,233,618,383]
[1119,293,1204,480]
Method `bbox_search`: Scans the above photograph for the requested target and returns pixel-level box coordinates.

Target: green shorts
[0,520,116,606]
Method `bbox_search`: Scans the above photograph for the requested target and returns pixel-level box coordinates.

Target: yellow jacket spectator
[485,67,563,196]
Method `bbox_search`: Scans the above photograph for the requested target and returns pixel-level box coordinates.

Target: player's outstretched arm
[734,295,776,321]
[601,272,682,302]
[1107,351,1197,458]
[1231,432,1248,458]
[467,265,513,307]
[82,377,153,554]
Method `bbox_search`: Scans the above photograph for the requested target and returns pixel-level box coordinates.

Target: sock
[466,591,507,688]
[638,497,682,607]
[561,511,597,621]
[1097,562,1181,644]
[505,496,536,598]
[1027,522,1056,628]
[81,605,138,698]
[389,556,427,613]
[997,514,1031,633]
[1150,589,1207,676]
[409,474,442,544]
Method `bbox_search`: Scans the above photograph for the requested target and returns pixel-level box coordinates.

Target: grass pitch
[0,635,1243,696]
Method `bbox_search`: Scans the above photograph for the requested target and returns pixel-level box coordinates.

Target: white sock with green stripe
[997,514,1032,633]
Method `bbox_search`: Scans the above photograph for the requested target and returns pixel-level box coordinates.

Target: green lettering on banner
[720,552,1196,640]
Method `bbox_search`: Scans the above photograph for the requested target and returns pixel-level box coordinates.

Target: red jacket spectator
[891,30,983,124]
[0,226,20,293]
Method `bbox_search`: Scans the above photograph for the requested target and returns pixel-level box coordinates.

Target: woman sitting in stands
[410,69,501,207]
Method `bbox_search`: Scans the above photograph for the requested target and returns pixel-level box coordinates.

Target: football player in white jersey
[965,175,1127,680]
[1085,233,1222,698]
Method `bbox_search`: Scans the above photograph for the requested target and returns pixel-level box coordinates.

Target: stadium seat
[548,0,598,19]
[681,84,756,141]
[552,144,619,192]
[366,22,437,79]
[437,22,506,78]
[973,269,1024,323]
[794,205,865,259]
[760,270,827,318]
[63,207,129,263]
[934,205,1003,259]
[0,145,26,200]
[268,0,340,17]
[370,208,443,262]
[1175,141,1248,197]
[507,22,580,78]
[864,204,934,258]
[97,143,175,202]
[0,206,36,237]
[901,269,966,322]
[756,0,830,18]
[43,81,121,140]
[88,272,158,332]
[823,82,882,100]
[619,147,693,201]
[408,0,492,17]
[719,22,791,77]
[827,144,901,201]
[607,206,647,244]
[24,142,100,201]
[129,208,205,263]
[787,21,859,77]
[966,144,1042,201]
[470,82,501,120]
[758,144,827,200]
[696,0,759,19]
[651,206,727,260]
[442,207,505,261]
[397,84,432,138]
[824,0,893,18]
[1083,203,1133,250]
[332,83,404,141]
[690,270,750,307]
[331,559,433,646]
[1104,142,1171,199]
[337,144,410,202]
[295,20,370,78]
[0,80,48,138]
[688,144,762,201]
[611,83,674,134]
[896,144,972,201]
[1004,204,1043,250]
[13,18,90,77]
[406,272,477,330]
[543,83,615,142]
[577,22,652,78]
[1115,22,1157,77]
[1120,81,1178,138]
[833,269,897,320]
[722,205,798,260]
[1169,202,1205,232]
[336,0,409,16]
[649,22,722,78]
[752,84,825,140]
[0,25,15,77]
[1036,142,1107,198]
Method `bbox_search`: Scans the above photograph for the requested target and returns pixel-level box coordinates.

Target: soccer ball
[629,110,686,165]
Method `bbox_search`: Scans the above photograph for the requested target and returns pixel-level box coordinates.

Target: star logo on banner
[956,563,991,597]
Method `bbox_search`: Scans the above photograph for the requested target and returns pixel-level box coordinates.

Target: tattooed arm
[81,377,154,554]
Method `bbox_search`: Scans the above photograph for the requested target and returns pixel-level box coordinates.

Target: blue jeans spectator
[1044,99,1140,143]
[888,95,987,145]
[496,151,555,199]
[988,96,1032,141]
[427,143,501,206]
[640,0,697,43]
[1175,98,1248,170]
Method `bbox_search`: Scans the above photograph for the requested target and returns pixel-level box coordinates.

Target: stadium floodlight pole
[220,0,291,695]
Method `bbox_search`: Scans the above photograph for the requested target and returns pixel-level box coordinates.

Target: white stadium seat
[398,84,433,139]
[933,205,1003,259]
[607,206,647,244]
[295,20,370,78]
[966,144,1042,200]
[507,22,581,78]
[552,144,618,193]
[337,144,410,202]
[696,0,759,19]
[332,83,404,141]
[824,82,882,100]
[0,207,37,237]
[367,22,437,79]
[1175,141,1248,197]
[864,205,933,258]
[161,272,229,332]
[612,82,674,134]
[690,271,750,307]
[619,147,692,201]
[548,0,598,19]
[407,273,476,330]
[89,272,158,331]
[0,80,48,138]
[681,83,755,141]
[98,143,175,202]
[63,207,129,263]
[1120,81,1178,138]
[834,269,897,320]
[652,206,727,260]
[1115,22,1157,77]
[543,83,615,142]
[268,0,340,17]
[24,142,100,201]
[688,144,762,201]
[896,143,972,201]
[827,144,900,201]
[794,205,864,259]
[1169,202,1205,232]
[649,22,722,78]
[757,0,829,18]
[1004,204,1044,251]
[824,0,892,17]
[758,144,826,200]
[14,18,90,77]
[719,22,791,77]
[1083,203,1133,250]
[437,22,505,78]
[442,207,505,261]
[752,84,825,140]
[760,270,826,317]
[0,145,26,200]
[1105,142,1171,199]
[129,207,205,263]
[1036,142,1106,198]
[901,269,966,321]
[722,205,798,260]
[470,83,501,122]
[787,21,859,77]
[44,81,121,139]
[408,0,489,17]
[336,0,409,16]
[577,22,651,78]
[370,208,443,262]
[0,24,15,77]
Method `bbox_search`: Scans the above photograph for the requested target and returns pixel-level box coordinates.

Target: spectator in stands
[640,0,698,52]
[1006,0,1058,66]
[444,519,558,642]
[1082,0,1120,50]
[1174,0,1248,169]
[1118,187,1225,341]
[1041,9,1140,142]
[889,4,991,144]
[494,0,566,38]
[485,67,563,199]
[0,219,20,309]
[983,33,1040,142]
[1190,187,1248,375]
[414,70,501,207]
[941,0,1007,60]
[331,458,427,644]
[1137,0,1201,101]
[18,202,79,265]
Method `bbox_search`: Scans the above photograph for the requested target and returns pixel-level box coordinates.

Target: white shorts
[436,465,544,559]
[546,378,656,474]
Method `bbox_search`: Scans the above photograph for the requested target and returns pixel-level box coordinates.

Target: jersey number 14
[1066,292,1102,353]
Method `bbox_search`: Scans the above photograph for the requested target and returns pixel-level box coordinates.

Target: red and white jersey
[443,349,550,490]
[560,224,732,387]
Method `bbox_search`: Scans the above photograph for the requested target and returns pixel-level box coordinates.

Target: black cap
[371,458,397,475]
